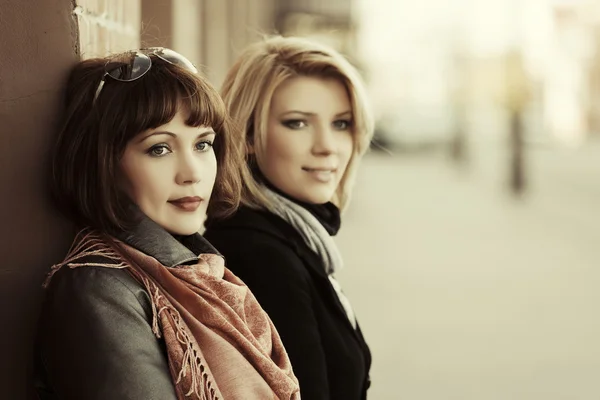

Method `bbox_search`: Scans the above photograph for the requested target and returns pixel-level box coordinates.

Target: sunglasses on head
[93,47,198,103]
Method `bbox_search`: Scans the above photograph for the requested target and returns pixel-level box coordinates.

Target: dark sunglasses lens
[149,48,198,73]
[105,52,151,81]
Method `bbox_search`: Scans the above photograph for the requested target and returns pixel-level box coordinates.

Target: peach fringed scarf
[45,229,300,400]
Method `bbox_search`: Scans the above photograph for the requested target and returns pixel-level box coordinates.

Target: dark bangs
[96,59,227,150]
[51,56,241,235]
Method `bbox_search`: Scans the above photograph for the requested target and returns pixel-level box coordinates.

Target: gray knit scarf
[262,187,357,329]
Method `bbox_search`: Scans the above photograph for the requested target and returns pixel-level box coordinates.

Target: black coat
[205,206,372,400]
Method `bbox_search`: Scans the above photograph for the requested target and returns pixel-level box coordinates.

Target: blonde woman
[204,36,374,400]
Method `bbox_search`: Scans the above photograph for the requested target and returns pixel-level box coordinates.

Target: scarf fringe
[44,228,220,400]
[44,228,300,399]
[43,229,127,288]
[135,269,219,400]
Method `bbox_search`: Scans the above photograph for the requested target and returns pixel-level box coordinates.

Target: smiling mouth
[168,196,203,212]
[302,167,337,182]
[302,167,337,172]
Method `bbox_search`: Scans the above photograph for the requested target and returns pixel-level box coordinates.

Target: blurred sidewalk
[336,140,600,400]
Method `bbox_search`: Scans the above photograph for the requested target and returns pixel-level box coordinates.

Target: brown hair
[51,54,242,234]
[221,35,374,211]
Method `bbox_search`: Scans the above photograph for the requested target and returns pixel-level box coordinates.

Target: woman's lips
[168,196,203,212]
[302,168,337,183]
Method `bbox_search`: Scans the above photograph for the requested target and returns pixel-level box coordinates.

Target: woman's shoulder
[206,208,311,278]
[207,205,283,231]
[206,205,299,247]
[44,254,150,314]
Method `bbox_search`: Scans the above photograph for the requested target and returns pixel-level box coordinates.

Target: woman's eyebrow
[335,110,352,117]
[197,130,216,138]
[137,129,215,144]
[280,110,316,117]
[279,110,352,117]
[137,130,175,143]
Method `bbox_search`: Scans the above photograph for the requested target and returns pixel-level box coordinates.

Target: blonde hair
[221,35,374,211]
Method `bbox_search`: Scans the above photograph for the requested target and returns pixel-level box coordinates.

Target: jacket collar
[207,206,330,279]
[115,213,220,268]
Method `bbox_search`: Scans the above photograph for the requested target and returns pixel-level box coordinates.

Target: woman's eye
[333,119,352,130]
[196,140,214,152]
[147,144,171,157]
[282,119,307,129]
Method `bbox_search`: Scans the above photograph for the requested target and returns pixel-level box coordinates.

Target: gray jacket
[34,217,219,400]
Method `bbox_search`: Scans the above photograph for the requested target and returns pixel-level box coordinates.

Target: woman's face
[260,76,354,204]
[120,109,217,235]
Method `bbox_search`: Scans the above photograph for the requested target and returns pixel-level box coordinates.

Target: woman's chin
[167,227,202,236]
[161,218,205,236]
[294,190,336,205]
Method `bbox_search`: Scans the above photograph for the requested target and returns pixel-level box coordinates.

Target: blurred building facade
[546,0,600,143]
[275,0,358,57]
[74,0,278,86]
[73,0,359,86]
[358,0,600,150]
[140,0,280,86]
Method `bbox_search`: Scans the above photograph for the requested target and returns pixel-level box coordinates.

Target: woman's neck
[261,177,342,236]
